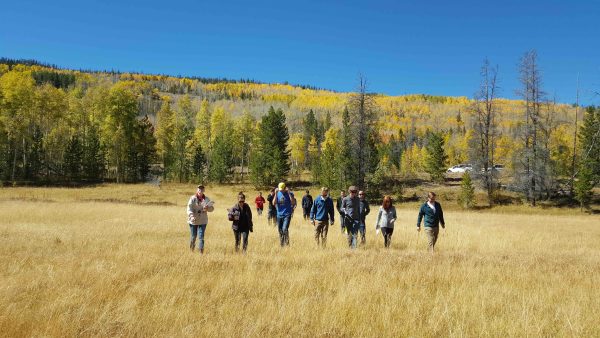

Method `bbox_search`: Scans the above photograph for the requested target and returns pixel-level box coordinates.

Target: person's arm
[187,197,195,218]
[204,197,215,212]
[417,204,424,229]
[390,207,397,224]
[310,198,317,221]
[375,208,382,230]
[438,203,445,228]
[365,202,370,216]
[327,199,335,224]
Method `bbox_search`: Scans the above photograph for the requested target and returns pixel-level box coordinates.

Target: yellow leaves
[289,133,306,166]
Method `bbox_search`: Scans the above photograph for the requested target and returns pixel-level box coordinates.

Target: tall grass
[1,184,599,337]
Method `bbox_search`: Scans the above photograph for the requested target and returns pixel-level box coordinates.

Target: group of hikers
[187,183,446,254]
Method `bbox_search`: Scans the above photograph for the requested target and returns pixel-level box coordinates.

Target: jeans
[359,222,366,245]
[346,219,360,249]
[189,224,207,251]
[277,215,291,247]
[234,230,249,252]
[257,208,263,216]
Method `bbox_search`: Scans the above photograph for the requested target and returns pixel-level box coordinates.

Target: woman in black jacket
[228,192,253,253]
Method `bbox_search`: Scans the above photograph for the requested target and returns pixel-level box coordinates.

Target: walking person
[228,192,253,253]
[266,188,276,226]
[336,190,346,234]
[358,190,370,245]
[273,182,296,247]
[302,190,313,221]
[416,192,446,252]
[186,185,215,254]
[342,186,362,249]
[375,195,397,248]
[310,187,335,247]
[255,192,265,216]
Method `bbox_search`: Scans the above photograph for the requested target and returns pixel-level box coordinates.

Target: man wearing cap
[341,186,362,249]
[186,185,215,254]
[273,182,296,247]
[310,187,335,247]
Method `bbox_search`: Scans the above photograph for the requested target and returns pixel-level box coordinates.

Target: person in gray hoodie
[341,186,362,249]
[375,195,397,248]
[186,185,215,254]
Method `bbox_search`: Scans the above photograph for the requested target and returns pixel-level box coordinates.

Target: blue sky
[1,0,599,104]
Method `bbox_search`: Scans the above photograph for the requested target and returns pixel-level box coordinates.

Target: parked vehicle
[447,164,473,173]
[481,164,505,172]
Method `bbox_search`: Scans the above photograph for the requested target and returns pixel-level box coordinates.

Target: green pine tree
[459,171,476,209]
[425,132,448,183]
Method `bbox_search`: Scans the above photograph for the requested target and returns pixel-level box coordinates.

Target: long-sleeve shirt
[375,206,397,229]
[187,194,215,225]
[342,196,361,221]
[302,195,313,209]
[416,201,445,228]
[310,195,335,222]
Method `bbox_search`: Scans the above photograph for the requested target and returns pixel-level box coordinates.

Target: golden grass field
[1,184,599,337]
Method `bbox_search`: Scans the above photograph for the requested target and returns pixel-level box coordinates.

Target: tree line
[0,53,598,210]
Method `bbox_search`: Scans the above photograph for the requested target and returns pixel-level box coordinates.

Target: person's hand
[189,216,196,224]
[375,228,380,235]
[311,220,315,226]
[330,220,334,226]
[441,224,445,229]
[417,227,421,232]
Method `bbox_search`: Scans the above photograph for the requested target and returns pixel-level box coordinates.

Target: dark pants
[346,219,360,249]
[257,207,263,216]
[381,227,394,248]
[268,208,276,225]
[303,207,311,220]
[339,213,345,233]
[234,230,249,252]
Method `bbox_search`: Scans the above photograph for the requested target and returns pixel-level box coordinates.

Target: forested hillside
[0,57,597,208]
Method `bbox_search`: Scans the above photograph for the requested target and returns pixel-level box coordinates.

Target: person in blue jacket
[416,191,446,252]
[310,187,335,247]
[273,182,296,247]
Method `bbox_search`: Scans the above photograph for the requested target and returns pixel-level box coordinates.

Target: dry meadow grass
[1,184,599,337]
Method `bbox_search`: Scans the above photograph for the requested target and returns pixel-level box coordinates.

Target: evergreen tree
[82,125,104,180]
[64,135,83,179]
[208,134,233,183]
[424,132,448,183]
[459,171,476,209]
[249,106,290,187]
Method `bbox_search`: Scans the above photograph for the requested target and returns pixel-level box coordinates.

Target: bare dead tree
[347,74,377,189]
[469,58,500,205]
[516,50,548,206]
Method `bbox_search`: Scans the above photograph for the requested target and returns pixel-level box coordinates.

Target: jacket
[359,198,370,222]
[228,203,253,232]
[310,195,335,222]
[342,196,361,221]
[417,202,445,228]
[187,194,215,225]
[375,206,397,229]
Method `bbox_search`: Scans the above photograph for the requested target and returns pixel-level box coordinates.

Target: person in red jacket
[255,192,266,216]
